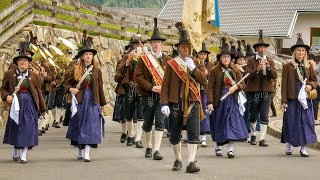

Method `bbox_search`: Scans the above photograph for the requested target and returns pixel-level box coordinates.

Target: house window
[311,28,320,47]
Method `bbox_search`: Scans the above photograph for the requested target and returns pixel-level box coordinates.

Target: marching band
[0,21,319,175]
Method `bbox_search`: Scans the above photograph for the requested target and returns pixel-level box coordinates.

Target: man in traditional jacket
[160,25,206,173]
[245,29,277,147]
[135,18,171,160]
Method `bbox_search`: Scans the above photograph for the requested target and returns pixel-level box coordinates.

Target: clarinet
[76,65,93,89]
[261,53,267,76]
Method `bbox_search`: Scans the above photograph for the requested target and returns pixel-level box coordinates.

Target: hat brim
[131,40,147,44]
[290,44,310,52]
[148,38,166,41]
[78,49,97,57]
[253,43,270,50]
[13,55,32,65]
[174,41,191,47]
[199,50,210,54]
[216,53,235,61]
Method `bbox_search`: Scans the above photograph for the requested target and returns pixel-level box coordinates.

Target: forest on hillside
[81,0,167,8]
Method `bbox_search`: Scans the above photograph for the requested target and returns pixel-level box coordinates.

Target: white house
[158,0,320,55]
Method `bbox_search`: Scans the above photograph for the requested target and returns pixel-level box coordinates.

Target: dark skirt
[112,95,123,122]
[66,89,103,148]
[3,93,38,149]
[281,99,318,147]
[200,91,210,135]
[210,88,248,146]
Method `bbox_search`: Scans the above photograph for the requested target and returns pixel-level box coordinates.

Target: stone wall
[0,25,130,119]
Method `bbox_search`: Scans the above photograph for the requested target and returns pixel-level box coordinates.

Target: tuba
[57,37,77,54]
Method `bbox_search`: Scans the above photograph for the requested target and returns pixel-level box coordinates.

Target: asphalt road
[0,118,319,180]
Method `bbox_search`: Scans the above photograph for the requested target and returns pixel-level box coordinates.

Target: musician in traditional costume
[207,40,248,158]
[113,42,131,143]
[135,18,171,160]
[65,37,106,162]
[242,42,256,142]
[118,33,145,147]
[1,42,46,164]
[281,33,318,157]
[197,43,214,147]
[160,25,206,173]
[246,29,277,147]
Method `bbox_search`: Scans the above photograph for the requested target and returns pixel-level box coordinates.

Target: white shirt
[152,51,162,59]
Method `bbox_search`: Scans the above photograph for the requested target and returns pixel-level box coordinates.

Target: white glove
[161,106,170,117]
[185,57,196,71]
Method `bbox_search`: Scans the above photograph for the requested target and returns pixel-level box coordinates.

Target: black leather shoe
[132,137,136,145]
[286,152,292,155]
[227,151,235,158]
[20,160,27,164]
[53,122,61,128]
[250,136,257,145]
[45,124,49,130]
[145,148,152,158]
[120,133,127,143]
[153,151,163,160]
[84,159,91,162]
[259,139,268,147]
[172,159,182,171]
[186,162,200,173]
[135,141,143,148]
[41,127,46,133]
[13,156,20,161]
[38,130,42,136]
[127,137,133,146]
[300,151,309,157]
[52,120,57,127]
[77,157,84,160]
[215,149,222,156]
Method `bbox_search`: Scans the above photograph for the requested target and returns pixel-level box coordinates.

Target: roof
[158,0,320,37]
[104,7,162,18]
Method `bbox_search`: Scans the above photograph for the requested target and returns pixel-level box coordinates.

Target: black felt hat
[148,18,166,41]
[78,36,97,57]
[216,37,234,60]
[236,40,245,59]
[199,43,210,54]
[174,22,190,47]
[230,41,237,58]
[13,42,33,65]
[290,33,310,52]
[253,29,269,49]
[131,25,146,44]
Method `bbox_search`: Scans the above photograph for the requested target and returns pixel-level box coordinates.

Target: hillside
[81,0,167,8]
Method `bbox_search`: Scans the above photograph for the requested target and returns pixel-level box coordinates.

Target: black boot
[250,135,257,145]
[153,151,163,160]
[259,139,268,147]
[52,120,57,127]
[145,148,152,158]
[135,141,143,148]
[127,137,133,146]
[53,122,61,128]
[186,162,200,173]
[172,159,182,171]
[120,133,127,143]
[41,127,46,133]
[132,137,136,145]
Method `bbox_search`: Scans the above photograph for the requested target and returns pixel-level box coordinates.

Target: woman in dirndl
[198,43,214,147]
[1,42,46,164]
[65,36,106,162]
[207,38,248,158]
[281,33,318,157]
